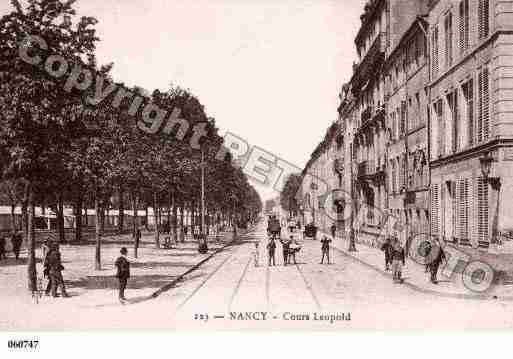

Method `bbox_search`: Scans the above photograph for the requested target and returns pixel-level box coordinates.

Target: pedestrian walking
[420,240,432,273]
[11,232,22,260]
[0,235,6,260]
[390,238,405,283]
[380,237,393,271]
[44,243,69,297]
[288,218,295,233]
[267,239,276,266]
[114,247,130,303]
[288,236,301,265]
[41,237,51,262]
[280,237,291,266]
[330,223,337,239]
[254,242,260,267]
[429,241,446,284]
[320,236,331,264]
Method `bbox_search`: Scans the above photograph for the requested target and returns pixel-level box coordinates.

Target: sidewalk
[318,230,513,300]
[0,229,239,315]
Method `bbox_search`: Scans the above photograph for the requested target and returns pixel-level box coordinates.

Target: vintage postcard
[1,0,513,338]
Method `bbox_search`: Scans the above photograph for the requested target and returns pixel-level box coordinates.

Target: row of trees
[0,0,262,290]
[280,174,301,217]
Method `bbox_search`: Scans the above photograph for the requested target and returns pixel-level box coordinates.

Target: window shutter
[451,181,457,242]
[459,0,470,53]
[432,26,439,77]
[456,90,460,152]
[431,184,440,236]
[459,2,465,52]
[464,178,470,243]
[478,67,490,142]
[478,0,490,39]
[445,14,453,68]
[464,79,474,147]
[457,178,471,245]
[477,177,489,247]
[438,100,444,156]
[441,183,446,240]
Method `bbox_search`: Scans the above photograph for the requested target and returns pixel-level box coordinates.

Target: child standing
[114,247,130,303]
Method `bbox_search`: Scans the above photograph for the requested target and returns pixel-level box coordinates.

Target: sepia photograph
[1,0,513,353]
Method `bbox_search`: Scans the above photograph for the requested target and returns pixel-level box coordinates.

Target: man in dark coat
[330,224,337,239]
[381,237,393,271]
[115,247,130,302]
[11,232,23,260]
[280,237,291,266]
[44,243,69,297]
[390,238,405,283]
[0,236,6,260]
[267,239,276,266]
[320,236,332,264]
[429,242,446,284]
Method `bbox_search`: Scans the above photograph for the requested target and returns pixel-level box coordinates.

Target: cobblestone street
[2,221,513,330]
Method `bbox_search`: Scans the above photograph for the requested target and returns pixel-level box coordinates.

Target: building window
[477,66,490,143]
[457,178,471,244]
[447,89,459,153]
[434,99,444,157]
[478,0,490,40]
[459,0,470,54]
[477,177,489,246]
[431,25,439,77]
[431,184,440,237]
[444,13,453,68]
[400,101,407,136]
[462,79,474,147]
[415,92,422,125]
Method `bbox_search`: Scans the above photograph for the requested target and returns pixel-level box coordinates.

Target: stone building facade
[300,0,513,258]
[428,0,513,253]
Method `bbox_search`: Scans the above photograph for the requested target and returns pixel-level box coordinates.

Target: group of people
[381,236,447,284]
[381,237,406,283]
[0,232,23,261]
[266,235,301,266]
[42,239,69,298]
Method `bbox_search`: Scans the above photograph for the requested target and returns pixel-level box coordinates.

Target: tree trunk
[94,186,102,270]
[118,183,124,233]
[100,206,105,233]
[85,207,88,226]
[167,191,172,233]
[27,184,37,292]
[172,193,178,241]
[75,192,83,243]
[57,193,65,243]
[10,203,16,232]
[153,192,160,248]
[144,205,148,230]
[132,193,139,258]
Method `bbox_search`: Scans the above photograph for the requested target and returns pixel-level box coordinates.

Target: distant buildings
[299,0,513,256]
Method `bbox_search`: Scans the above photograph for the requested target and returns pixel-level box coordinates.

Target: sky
[2,0,364,201]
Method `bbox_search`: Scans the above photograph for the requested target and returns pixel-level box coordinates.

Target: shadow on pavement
[131,261,195,270]
[67,274,180,291]
[0,257,42,267]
